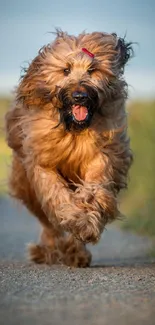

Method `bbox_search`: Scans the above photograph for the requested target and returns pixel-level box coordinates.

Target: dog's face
[19,31,133,131]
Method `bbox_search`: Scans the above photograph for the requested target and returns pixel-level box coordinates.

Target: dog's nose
[72,91,88,102]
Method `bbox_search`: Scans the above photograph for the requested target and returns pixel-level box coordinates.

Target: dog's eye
[87,68,95,75]
[64,68,71,76]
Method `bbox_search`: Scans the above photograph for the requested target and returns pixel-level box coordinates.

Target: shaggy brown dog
[5,30,133,267]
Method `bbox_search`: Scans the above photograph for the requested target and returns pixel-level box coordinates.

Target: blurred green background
[0,97,155,237]
[120,100,155,237]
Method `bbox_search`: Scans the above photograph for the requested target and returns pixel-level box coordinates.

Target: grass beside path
[120,100,155,237]
[0,97,11,194]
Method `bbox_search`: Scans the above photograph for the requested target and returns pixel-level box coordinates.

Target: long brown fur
[5,30,133,267]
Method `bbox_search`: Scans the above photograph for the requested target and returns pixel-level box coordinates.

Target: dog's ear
[112,33,134,74]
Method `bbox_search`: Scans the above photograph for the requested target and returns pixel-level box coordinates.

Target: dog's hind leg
[29,232,92,267]
[28,226,65,265]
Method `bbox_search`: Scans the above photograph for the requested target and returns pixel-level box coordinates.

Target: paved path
[0,198,155,325]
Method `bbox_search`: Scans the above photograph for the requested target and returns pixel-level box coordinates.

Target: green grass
[0,97,12,194]
[0,96,155,237]
[120,100,155,237]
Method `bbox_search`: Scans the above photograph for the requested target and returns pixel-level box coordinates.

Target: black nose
[72,91,88,102]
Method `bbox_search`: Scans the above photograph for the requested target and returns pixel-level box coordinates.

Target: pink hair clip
[82,48,94,58]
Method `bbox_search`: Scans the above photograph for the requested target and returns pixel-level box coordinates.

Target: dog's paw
[62,237,92,267]
[73,214,102,243]
[61,211,103,244]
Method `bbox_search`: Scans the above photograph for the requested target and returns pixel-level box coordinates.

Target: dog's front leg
[30,163,117,244]
[30,166,108,243]
[30,166,77,227]
[31,166,92,231]
[66,154,118,243]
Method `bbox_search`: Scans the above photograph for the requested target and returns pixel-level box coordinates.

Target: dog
[5,30,133,267]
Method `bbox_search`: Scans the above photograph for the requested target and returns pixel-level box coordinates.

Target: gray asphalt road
[0,197,155,325]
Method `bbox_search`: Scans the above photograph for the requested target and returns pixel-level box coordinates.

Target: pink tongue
[72,105,88,121]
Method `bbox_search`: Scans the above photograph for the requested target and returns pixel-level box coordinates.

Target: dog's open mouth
[72,105,88,122]
[58,86,99,130]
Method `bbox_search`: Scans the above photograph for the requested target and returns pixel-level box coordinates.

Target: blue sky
[0,0,155,98]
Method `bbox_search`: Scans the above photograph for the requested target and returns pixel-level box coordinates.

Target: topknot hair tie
[82,48,94,58]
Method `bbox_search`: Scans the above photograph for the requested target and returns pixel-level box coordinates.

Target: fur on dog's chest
[57,130,98,182]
